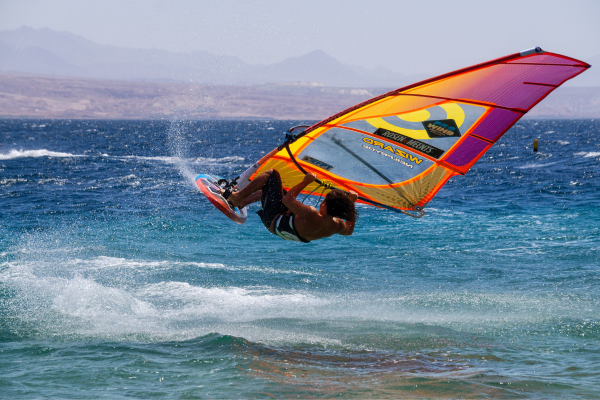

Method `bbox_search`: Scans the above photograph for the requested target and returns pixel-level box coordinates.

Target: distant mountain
[0,27,254,84]
[258,50,366,86]
[0,26,426,87]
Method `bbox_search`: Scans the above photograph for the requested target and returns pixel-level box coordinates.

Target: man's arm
[282,173,318,219]
[337,191,357,236]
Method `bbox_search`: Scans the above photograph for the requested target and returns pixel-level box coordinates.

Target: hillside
[1,73,598,120]
[0,73,380,120]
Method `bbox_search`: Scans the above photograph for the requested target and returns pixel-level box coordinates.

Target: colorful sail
[249,48,590,215]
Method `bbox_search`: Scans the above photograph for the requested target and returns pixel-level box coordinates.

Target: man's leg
[236,191,261,209]
[227,169,273,208]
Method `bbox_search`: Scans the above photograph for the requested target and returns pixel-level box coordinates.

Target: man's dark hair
[324,189,357,221]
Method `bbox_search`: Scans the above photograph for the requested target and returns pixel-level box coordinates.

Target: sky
[1,0,599,75]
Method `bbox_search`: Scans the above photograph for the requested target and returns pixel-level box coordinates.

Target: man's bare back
[279,173,356,241]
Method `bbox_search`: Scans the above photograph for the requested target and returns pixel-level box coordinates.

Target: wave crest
[0,149,80,160]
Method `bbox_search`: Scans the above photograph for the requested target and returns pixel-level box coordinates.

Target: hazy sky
[1,0,598,75]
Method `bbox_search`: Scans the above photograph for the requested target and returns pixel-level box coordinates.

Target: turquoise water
[1,119,599,398]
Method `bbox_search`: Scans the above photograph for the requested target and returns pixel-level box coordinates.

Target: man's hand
[348,191,358,203]
[302,172,317,184]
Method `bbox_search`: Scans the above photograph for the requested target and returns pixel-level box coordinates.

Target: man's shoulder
[333,217,354,236]
[333,216,349,228]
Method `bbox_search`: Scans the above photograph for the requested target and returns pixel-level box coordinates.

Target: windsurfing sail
[237,47,590,217]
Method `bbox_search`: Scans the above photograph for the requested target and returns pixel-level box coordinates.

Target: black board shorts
[256,170,310,243]
[256,170,288,230]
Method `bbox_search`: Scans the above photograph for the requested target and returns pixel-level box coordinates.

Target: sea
[1,118,599,399]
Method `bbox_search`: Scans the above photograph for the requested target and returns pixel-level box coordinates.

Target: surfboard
[195,174,248,224]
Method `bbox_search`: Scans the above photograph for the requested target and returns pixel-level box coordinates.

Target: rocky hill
[1,73,598,120]
[0,73,380,120]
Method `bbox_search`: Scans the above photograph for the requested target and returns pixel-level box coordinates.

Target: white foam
[99,155,244,165]
[53,276,158,319]
[516,162,558,169]
[191,156,245,164]
[3,258,598,345]
[575,151,600,158]
[125,155,244,166]
[63,256,317,277]
[138,281,324,322]
[3,243,598,344]
[0,149,81,160]
[37,178,68,185]
[0,178,20,185]
[0,257,329,340]
[118,155,183,163]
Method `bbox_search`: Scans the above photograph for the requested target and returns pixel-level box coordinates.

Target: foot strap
[222,187,233,200]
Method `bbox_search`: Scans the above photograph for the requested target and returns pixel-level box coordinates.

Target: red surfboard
[195,174,248,224]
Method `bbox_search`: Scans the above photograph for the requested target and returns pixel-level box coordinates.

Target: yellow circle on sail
[365,102,467,139]
[398,109,430,122]
[439,103,465,127]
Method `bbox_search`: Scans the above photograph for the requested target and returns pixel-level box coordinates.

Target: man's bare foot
[221,188,241,208]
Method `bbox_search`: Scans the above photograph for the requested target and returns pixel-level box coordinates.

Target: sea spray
[166,118,200,187]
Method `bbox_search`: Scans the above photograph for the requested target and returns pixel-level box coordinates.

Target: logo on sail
[371,128,445,159]
[422,119,461,138]
[301,155,334,171]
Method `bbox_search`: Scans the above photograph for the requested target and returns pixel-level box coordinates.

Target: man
[226,169,358,243]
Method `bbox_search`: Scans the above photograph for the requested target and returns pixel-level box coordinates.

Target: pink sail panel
[404,63,587,111]
[443,136,492,170]
[469,108,522,142]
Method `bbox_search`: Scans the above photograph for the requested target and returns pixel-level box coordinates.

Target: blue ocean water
[1,118,599,398]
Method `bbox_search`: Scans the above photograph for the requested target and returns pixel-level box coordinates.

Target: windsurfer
[226,169,357,243]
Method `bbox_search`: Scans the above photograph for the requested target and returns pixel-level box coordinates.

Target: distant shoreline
[2,116,598,122]
[0,116,279,121]
[1,73,599,120]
